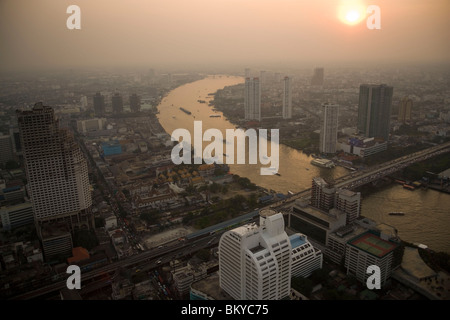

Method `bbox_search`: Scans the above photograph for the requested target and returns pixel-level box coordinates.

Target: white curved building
[218,210,292,300]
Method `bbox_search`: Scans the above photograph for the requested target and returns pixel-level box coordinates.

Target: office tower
[245,68,251,78]
[311,177,336,212]
[282,77,292,119]
[357,84,394,141]
[9,127,22,157]
[17,103,93,258]
[335,189,361,224]
[398,96,412,123]
[260,70,266,85]
[274,72,281,83]
[319,103,339,154]
[112,93,124,114]
[311,67,324,86]
[218,209,291,300]
[244,78,261,121]
[0,134,14,165]
[93,92,105,117]
[129,94,141,113]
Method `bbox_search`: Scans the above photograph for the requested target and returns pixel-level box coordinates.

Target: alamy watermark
[170,121,279,175]
[366,265,381,289]
[65,4,381,31]
[66,265,81,289]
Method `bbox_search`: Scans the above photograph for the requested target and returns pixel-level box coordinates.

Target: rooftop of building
[289,233,307,249]
[231,222,259,237]
[348,231,398,258]
[293,200,345,224]
[190,272,234,300]
[336,188,359,198]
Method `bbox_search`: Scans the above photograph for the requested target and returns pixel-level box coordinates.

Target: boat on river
[388,212,405,216]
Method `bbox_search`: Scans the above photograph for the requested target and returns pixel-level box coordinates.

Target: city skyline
[0,0,449,303]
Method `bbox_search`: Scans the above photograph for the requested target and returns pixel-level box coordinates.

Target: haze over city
[1,0,449,72]
[0,0,449,305]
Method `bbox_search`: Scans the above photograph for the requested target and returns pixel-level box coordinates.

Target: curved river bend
[156,76,450,254]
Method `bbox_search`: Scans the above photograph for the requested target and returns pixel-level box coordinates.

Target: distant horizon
[1,0,449,74]
[1,59,450,76]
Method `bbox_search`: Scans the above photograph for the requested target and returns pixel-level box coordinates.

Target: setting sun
[338,0,366,25]
[345,10,360,23]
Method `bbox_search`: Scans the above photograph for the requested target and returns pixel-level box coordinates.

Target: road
[9,141,450,300]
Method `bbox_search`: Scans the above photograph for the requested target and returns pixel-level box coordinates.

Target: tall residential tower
[319,103,339,154]
[244,77,261,122]
[357,84,394,141]
[282,76,292,119]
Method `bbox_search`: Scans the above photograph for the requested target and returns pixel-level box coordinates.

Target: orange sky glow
[0,0,449,71]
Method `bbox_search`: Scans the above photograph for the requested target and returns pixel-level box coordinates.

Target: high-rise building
[311,177,336,212]
[398,96,412,123]
[260,70,266,86]
[311,67,324,86]
[93,92,105,117]
[244,77,261,122]
[112,93,124,114]
[319,103,339,154]
[357,84,394,141]
[0,134,14,165]
[9,127,22,157]
[17,103,93,258]
[282,77,292,119]
[245,68,251,78]
[129,94,141,113]
[218,209,291,300]
[335,189,361,224]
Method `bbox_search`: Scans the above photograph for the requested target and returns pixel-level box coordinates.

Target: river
[156,75,450,254]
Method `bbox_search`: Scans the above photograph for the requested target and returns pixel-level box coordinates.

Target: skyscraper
[0,134,14,165]
[282,76,292,119]
[112,93,124,114]
[93,92,105,117]
[17,103,93,258]
[245,68,251,78]
[218,209,291,300]
[398,96,412,123]
[129,94,141,113]
[311,67,324,86]
[244,77,261,122]
[357,84,394,141]
[319,103,339,154]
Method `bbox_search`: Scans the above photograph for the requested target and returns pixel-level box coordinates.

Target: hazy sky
[1,0,449,72]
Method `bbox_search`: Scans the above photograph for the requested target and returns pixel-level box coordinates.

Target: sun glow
[345,10,360,23]
[338,1,366,25]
